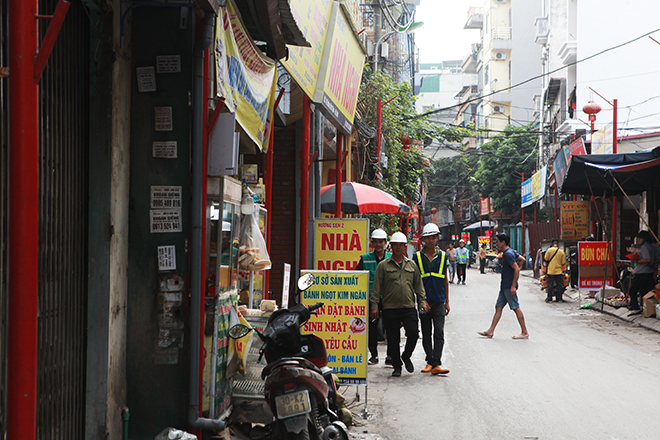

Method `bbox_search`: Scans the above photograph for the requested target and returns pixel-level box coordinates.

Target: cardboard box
[643,291,658,317]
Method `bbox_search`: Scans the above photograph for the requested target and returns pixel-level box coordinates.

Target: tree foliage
[357,69,463,230]
[471,124,538,215]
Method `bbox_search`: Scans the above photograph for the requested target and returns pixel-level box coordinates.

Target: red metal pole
[300,95,311,270]
[8,0,40,438]
[590,119,596,236]
[612,99,618,268]
[521,173,525,257]
[264,88,285,299]
[334,133,343,218]
[376,100,382,165]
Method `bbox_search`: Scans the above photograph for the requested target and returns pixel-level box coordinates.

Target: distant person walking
[478,244,488,274]
[478,233,529,339]
[371,232,429,377]
[455,240,469,285]
[446,242,456,284]
[413,224,450,375]
[543,239,566,302]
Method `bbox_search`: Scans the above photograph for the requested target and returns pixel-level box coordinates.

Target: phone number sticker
[151,186,182,208]
[150,209,182,233]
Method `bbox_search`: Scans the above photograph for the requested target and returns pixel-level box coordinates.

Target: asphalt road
[349,267,660,440]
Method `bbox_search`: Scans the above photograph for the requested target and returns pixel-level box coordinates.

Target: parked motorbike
[229,273,348,440]
[616,259,634,295]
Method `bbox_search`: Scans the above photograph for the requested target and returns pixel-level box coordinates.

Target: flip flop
[477,331,493,338]
[512,335,529,340]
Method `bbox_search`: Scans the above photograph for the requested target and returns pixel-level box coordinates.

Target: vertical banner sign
[301,270,369,385]
[215,1,277,151]
[577,241,613,290]
[478,236,490,249]
[280,0,334,98]
[315,219,369,270]
[561,201,589,241]
[592,124,614,155]
[211,293,233,419]
[314,3,366,134]
[554,149,568,191]
[480,197,491,216]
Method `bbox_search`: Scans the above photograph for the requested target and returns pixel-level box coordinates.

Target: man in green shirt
[371,232,429,377]
[356,228,391,365]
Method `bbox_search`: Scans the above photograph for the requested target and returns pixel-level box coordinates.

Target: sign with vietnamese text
[480,197,491,216]
[281,0,334,99]
[521,165,547,208]
[578,241,613,290]
[215,1,277,151]
[300,270,368,385]
[314,3,366,134]
[561,201,589,241]
[315,219,369,271]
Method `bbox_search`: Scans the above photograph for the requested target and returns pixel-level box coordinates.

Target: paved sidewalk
[520,269,660,334]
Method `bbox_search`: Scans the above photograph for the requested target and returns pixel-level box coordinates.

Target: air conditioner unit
[494,52,507,60]
[493,105,503,113]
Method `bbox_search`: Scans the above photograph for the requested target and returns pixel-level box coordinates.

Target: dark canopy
[561,147,660,197]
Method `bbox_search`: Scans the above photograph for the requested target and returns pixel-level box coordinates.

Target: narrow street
[350,266,660,440]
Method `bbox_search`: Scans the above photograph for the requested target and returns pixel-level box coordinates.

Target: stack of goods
[604,294,628,308]
[238,245,271,271]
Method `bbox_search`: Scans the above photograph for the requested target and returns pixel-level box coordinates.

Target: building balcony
[465,7,484,29]
[558,40,577,65]
[534,17,549,45]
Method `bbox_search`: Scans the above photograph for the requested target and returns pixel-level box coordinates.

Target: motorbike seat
[261,357,323,380]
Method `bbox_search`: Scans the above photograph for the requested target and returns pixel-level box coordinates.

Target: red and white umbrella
[320,182,410,215]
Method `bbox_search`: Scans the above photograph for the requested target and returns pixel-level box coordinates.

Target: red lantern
[401,135,411,146]
[422,157,430,167]
[583,101,601,122]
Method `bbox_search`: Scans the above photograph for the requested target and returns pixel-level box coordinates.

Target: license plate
[274,390,311,419]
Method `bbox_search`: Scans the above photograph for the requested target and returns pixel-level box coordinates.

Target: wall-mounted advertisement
[313,3,366,134]
[521,165,547,208]
[215,1,277,151]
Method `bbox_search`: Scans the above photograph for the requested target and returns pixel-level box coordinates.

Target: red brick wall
[268,127,298,302]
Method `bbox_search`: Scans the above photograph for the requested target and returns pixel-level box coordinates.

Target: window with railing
[491,27,511,40]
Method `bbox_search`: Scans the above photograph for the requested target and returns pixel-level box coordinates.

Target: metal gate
[36,1,90,438]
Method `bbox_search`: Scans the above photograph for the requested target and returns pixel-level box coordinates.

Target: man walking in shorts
[477,233,529,339]
[446,242,456,283]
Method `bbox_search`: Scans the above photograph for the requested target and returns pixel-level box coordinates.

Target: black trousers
[547,274,564,300]
[479,258,486,273]
[628,273,656,311]
[420,302,445,367]
[368,307,379,358]
[382,308,418,370]
[457,263,467,283]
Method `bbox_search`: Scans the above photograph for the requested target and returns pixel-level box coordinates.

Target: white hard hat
[421,223,440,237]
[371,228,388,240]
[390,232,407,243]
[467,241,471,245]
[459,239,465,243]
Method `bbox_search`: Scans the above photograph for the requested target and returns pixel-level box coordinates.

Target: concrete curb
[520,269,660,334]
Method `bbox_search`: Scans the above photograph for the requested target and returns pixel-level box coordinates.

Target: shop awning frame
[560,146,660,197]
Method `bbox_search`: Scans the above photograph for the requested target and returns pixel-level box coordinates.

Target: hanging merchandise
[238,208,272,272]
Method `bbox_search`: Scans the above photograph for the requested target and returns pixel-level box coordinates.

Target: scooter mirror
[228,324,252,339]
[297,273,316,291]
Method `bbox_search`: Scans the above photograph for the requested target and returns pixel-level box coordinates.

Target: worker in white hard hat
[413,224,450,375]
[371,231,429,377]
[356,228,392,365]
[455,240,469,285]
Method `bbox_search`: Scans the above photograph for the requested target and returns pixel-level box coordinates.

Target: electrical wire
[407,27,660,120]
